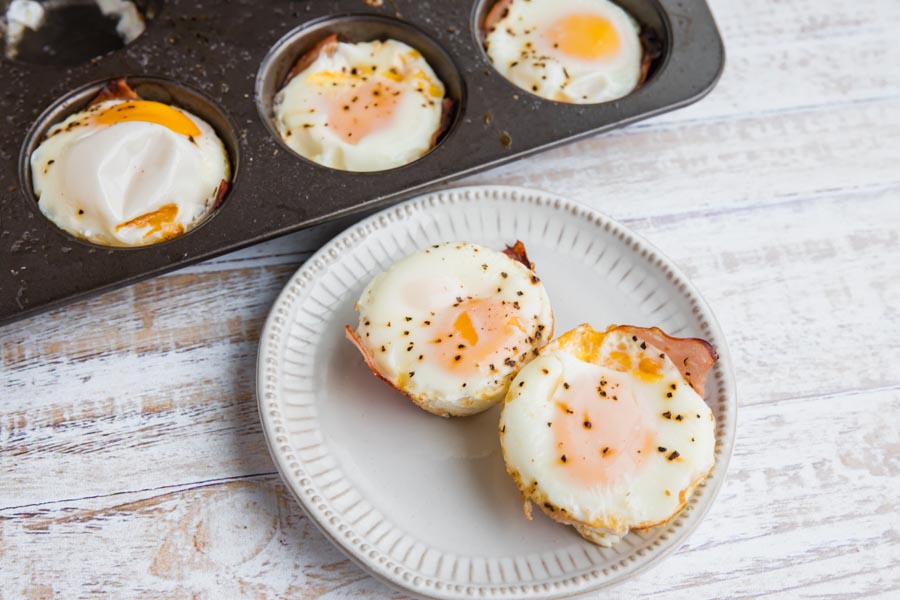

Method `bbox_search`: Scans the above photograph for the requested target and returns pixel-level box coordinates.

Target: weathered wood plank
[1,389,896,599]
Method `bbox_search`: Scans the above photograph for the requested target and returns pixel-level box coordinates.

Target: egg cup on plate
[500,323,718,546]
[346,241,554,417]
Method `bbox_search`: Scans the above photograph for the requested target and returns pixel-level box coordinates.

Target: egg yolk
[94,101,201,138]
[115,203,183,240]
[545,14,621,61]
[326,80,402,145]
[552,368,656,486]
[428,298,530,375]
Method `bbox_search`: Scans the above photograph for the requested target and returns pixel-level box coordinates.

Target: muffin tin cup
[256,13,465,170]
[0,0,723,325]
[18,76,241,250]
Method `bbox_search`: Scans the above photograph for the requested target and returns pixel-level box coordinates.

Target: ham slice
[283,34,339,86]
[615,325,718,397]
[87,78,139,106]
[503,240,534,270]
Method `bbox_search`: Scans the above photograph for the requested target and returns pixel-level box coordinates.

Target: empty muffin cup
[3,0,162,66]
[256,14,464,173]
[20,76,238,248]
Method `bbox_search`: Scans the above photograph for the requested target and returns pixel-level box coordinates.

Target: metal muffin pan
[0,0,724,326]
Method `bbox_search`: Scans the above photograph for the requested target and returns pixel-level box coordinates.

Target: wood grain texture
[2,0,900,597]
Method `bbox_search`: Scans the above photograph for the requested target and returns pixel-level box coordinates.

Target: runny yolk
[94,101,201,138]
[453,311,480,346]
[552,369,656,486]
[326,80,402,145]
[115,203,183,240]
[428,298,530,375]
[545,14,621,61]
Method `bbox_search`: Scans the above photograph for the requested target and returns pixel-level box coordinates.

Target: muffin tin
[0,0,724,326]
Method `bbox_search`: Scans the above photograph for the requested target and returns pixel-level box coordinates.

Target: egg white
[500,324,716,545]
[349,242,554,417]
[484,0,643,103]
[30,99,230,247]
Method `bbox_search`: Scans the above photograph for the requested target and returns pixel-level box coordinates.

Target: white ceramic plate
[257,186,736,599]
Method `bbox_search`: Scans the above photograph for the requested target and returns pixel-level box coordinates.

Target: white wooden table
[3,1,899,597]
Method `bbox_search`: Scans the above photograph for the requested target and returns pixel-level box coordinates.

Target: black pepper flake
[584,421,592,429]
[489,364,496,371]
[544,502,553,510]
[640,342,647,350]
[666,392,673,398]
[547,422,552,427]
[518,381,525,388]
[662,411,672,419]
[696,414,701,419]
[632,336,638,341]
[408,371,415,378]
[406,345,413,352]
[423,320,431,325]
[531,275,540,284]
[418,354,423,360]
[501,425,505,433]
[462,383,467,388]
[516,291,524,296]
[482,263,488,270]
[560,455,567,463]
[667,451,680,461]
[501,272,508,278]
[563,382,570,390]
[658,446,667,452]
[671,383,677,390]
[380,345,386,352]
[504,358,516,367]
[404,316,412,321]
[599,390,607,397]
[458,344,466,349]
[454,355,462,361]
[78,209,84,215]
[675,415,684,421]
[402,331,409,336]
